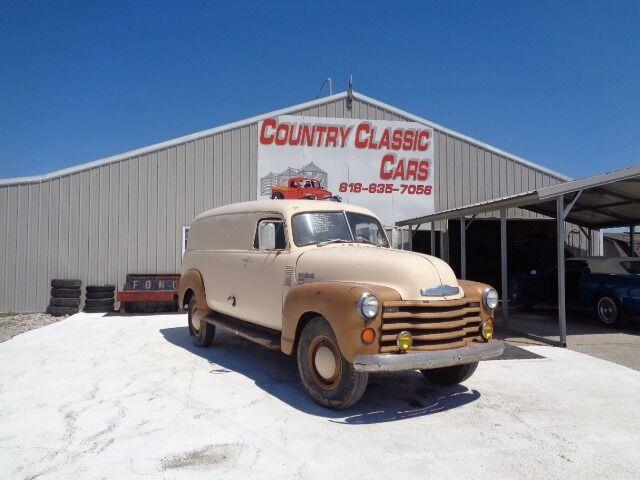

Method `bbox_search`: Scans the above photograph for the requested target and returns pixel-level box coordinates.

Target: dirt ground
[0,312,69,343]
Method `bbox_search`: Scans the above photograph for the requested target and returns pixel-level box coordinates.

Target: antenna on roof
[346,73,353,110]
[316,78,333,98]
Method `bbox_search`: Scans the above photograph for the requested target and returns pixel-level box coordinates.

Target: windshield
[292,211,389,247]
[621,260,640,275]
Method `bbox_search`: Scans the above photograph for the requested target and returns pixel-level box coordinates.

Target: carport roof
[397,166,640,229]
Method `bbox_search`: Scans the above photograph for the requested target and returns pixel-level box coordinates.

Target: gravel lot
[0,312,69,343]
[1,313,639,479]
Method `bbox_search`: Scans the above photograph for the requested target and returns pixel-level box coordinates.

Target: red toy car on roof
[271,177,337,200]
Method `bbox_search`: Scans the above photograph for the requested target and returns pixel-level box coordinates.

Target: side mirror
[259,222,276,250]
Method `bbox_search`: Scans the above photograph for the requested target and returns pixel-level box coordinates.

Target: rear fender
[177,269,209,312]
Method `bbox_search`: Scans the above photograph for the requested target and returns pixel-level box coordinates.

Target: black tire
[188,297,215,347]
[47,305,79,317]
[51,279,81,289]
[86,291,115,299]
[595,295,627,327]
[84,298,115,307]
[271,193,284,199]
[86,285,115,293]
[421,362,479,386]
[50,297,81,307]
[50,288,81,298]
[84,305,114,313]
[296,316,368,410]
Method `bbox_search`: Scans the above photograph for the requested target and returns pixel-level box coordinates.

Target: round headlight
[484,288,499,310]
[358,292,379,319]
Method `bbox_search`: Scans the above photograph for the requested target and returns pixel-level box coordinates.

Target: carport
[397,166,640,347]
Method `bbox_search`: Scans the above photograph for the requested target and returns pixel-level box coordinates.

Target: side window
[254,218,286,250]
[182,226,190,256]
[290,180,298,188]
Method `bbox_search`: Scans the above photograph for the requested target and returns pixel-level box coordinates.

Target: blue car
[566,257,640,327]
[510,256,640,327]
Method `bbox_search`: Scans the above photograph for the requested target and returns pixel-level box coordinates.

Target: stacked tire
[48,279,82,316]
[84,285,116,313]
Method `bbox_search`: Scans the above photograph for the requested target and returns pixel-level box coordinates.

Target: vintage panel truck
[179,200,503,409]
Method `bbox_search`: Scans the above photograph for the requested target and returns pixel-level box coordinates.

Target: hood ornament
[421,285,459,296]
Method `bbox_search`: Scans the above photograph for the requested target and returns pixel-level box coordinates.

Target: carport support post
[631,226,636,256]
[460,217,466,279]
[557,195,567,347]
[431,222,436,257]
[500,209,509,329]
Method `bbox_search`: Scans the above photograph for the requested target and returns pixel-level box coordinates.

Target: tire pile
[47,279,82,316]
[84,285,115,313]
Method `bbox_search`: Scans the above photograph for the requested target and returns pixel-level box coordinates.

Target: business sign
[257,115,434,225]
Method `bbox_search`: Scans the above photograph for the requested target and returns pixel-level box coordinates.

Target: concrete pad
[1,313,639,479]
[497,309,640,370]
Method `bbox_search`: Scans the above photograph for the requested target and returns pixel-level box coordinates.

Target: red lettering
[378,129,390,149]
[402,130,415,151]
[380,154,395,180]
[392,159,406,180]
[300,125,313,146]
[391,130,403,150]
[355,123,370,149]
[417,161,430,181]
[406,160,418,179]
[259,118,277,145]
[339,126,352,147]
[417,130,430,151]
[275,123,289,145]
[325,126,339,147]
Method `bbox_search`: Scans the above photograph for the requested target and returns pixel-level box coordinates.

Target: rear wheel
[421,362,478,385]
[188,297,214,347]
[296,316,368,410]
[596,295,626,327]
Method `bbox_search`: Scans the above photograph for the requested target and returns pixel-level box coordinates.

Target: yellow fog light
[396,331,413,351]
[481,319,494,341]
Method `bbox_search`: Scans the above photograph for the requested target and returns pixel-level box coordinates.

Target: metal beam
[500,209,509,329]
[431,222,436,257]
[460,217,466,279]
[557,195,567,347]
[631,226,636,257]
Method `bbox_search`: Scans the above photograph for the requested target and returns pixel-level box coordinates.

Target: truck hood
[295,244,462,301]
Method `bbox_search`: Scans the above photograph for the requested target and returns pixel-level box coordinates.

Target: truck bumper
[353,340,505,373]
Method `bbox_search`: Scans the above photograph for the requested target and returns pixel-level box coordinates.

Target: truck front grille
[379,298,483,353]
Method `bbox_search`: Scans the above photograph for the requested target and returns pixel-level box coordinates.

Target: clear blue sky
[1,0,639,180]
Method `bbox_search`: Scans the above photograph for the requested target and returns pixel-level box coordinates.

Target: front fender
[281,282,401,362]
[177,269,208,312]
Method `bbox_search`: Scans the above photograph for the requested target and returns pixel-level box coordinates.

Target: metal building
[0,91,573,312]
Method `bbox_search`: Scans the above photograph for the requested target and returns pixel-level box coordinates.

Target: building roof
[397,165,640,229]
[0,90,570,186]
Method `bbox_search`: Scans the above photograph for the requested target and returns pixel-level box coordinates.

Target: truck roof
[194,200,376,221]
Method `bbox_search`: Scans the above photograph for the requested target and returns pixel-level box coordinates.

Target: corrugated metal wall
[0,95,569,312]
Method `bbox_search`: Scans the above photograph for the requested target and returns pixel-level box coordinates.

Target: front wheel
[297,316,368,410]
[188,297,215,347]
[271,193,284,199]
[421,362,478,385]
[596,295,627,327]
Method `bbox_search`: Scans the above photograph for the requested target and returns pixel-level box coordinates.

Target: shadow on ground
[160,326,480,424]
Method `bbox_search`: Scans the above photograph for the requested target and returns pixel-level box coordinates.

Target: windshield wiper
[316,238,352,247]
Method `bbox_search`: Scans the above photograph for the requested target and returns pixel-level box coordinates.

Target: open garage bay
[1,313,639,479]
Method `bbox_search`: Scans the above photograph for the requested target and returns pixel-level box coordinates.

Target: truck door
[241,216,290,330]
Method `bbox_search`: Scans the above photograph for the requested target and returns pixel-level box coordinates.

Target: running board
[204,313,281,351]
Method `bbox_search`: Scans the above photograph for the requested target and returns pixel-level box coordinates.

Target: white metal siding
[0,95,567,312]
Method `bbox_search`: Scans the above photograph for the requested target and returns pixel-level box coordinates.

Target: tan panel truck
[179,200,503,409]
